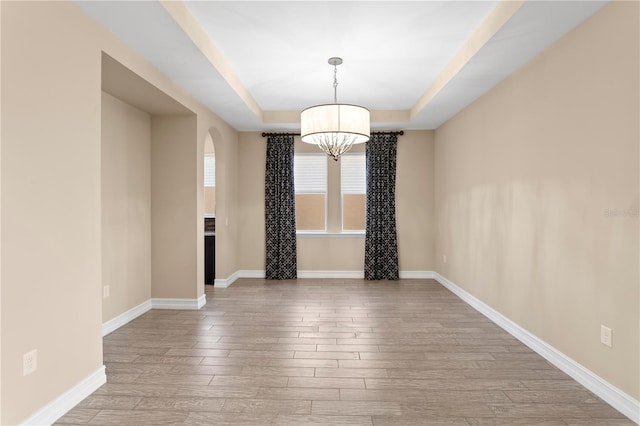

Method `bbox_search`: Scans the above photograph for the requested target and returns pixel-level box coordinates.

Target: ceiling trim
[263,109,411,125]
[155,0,601,131]
[161,0,524,126]
[159,0,263,121]
[101,53,194,116]
[410,0,524,119]
[370,110,411,124]
[262,111,300,124]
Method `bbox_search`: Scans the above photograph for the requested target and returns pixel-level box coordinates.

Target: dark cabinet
[205,234,215,285]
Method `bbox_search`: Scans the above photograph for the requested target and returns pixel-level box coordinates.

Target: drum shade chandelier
[300,57,370,161]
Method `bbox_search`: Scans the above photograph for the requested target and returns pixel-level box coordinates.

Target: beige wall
[237,132,266,270]
[0,1,4,420]
[237,130,435,273]
[397,130,435,271]
[1,3,103,423]
[206,127,239,280]
[1,2,239,423]
[151,116,198,299]
[101,92,151,322]
[434,1,639,399]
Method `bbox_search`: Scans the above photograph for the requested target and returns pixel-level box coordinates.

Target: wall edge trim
[22,365,106,426]
[102,300,152,337]
[432,271,640,424]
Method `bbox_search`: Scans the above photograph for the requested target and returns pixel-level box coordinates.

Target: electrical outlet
[23,350,37,376]
[600,325,612,348]
[443,254,447,263]
[103,285,110,299]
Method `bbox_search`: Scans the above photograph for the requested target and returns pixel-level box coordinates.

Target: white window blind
[204,154,215,187]
[341,153,366,194]
[295,154,327,194]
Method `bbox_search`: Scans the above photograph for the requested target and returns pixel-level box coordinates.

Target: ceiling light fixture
[300,57,370,161]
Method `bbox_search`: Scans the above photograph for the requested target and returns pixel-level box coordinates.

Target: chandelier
[300,57,370,161]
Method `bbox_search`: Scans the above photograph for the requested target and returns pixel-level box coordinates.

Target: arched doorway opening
[203,132,216,285]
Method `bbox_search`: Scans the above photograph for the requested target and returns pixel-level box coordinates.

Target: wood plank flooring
[57,279,632,425]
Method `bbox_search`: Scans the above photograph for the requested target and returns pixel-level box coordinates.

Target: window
[204,153,215,214]
[204,153,215,187]
[341,153,366,231]
[294,154,327,231]
[294,148,366,234]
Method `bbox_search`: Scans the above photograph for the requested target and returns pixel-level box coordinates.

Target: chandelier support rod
[333,62,338,104]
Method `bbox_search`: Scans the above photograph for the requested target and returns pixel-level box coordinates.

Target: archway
[203,132,216,285]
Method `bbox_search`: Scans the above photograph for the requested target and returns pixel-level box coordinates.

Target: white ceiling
[76,1,607,131]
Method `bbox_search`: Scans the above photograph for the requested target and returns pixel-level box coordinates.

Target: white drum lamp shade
[300,58,370,161]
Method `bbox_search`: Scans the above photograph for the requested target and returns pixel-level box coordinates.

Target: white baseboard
[196,294,206,309]
[103,296,206,336]
[239,270,266,279]
[214,270,241,288]
[216,270,364,282]
[22,365,106,426]
[215,270,437,285]
[37,272,636,424]
[102,300,152,337]
[432,271,640,424]
[151,297,205,310]
[297,270,434,279]
[399,270,435,279]
[298,270,435,279]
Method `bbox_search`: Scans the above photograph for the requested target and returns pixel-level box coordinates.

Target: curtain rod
[261,130,404,137]
[261,132,300,137]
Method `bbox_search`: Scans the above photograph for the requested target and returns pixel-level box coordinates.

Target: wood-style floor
[57,279,632,425]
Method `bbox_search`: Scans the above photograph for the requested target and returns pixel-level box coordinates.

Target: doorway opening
[204,133,216,285]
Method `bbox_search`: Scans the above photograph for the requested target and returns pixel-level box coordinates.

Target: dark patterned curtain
[364,133,399,280]
[265,134,297,279]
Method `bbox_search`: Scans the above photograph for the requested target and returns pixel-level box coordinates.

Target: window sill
[296,231,365,238]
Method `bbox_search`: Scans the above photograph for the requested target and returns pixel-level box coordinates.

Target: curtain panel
[364,133,399,280]
[264,134,297,279]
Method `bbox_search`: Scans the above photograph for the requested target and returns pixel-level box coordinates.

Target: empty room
[1,1,638,425]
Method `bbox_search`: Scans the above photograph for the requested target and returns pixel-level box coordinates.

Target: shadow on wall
[442,179,637,343]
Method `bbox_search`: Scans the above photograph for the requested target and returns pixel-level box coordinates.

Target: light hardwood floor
[57,279,632,425]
